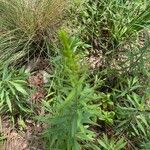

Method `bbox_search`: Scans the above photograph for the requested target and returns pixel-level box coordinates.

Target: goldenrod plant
[38,31,114,150]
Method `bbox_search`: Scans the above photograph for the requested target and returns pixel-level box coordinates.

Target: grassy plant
[73,0,150,48]
[71,0,150,71]
[113,77,150,149]
[98,134,126,150]
[0,66,31,118]
[0,0,69,65]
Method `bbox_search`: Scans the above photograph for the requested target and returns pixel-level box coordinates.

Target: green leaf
[58,89,76,110]
[136,119,146,136]
[72,140,81,150]
[98,135,109,150]
[7,83,16,95]
[115,138,126,150]
[131,123,139,136]
[13,80,27,84]
[9,82,28,95]
[71,113,78,137]
[6,92,12,113]
[2,66,9,80]
[139,114,148,127]
[0,89,5,101]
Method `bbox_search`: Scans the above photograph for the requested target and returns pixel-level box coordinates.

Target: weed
[0,66,31,119]
[38,31,114,150]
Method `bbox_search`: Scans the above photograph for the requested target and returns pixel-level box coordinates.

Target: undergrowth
[0,0,150,150]
[0,66,31,123]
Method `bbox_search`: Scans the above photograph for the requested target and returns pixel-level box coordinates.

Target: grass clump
[98,134,126,150]
[0,0,69,65]
[0,66,31,121]
[113,77,150,149]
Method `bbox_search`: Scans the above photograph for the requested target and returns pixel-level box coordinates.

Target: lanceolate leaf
[9,81,28,95]
[6,92,12,113]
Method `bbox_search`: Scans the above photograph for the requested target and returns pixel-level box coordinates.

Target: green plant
[140,141,150,150]
[38,31,114,150]
[113,77,150,149]
[0,0,69,65]
[98,134,126,150]
[0,66,31,117]
[71,0,150,71]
